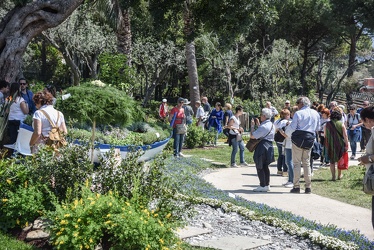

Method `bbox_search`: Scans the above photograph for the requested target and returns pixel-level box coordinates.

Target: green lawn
[0,232,37,250]
[184,143,372,210]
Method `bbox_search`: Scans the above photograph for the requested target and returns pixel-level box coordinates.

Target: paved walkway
[202,145,374,241]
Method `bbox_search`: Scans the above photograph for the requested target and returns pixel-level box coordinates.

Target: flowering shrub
[49,187,181,250]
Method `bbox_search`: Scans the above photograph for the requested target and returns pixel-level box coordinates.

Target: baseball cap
[162,98,167,103]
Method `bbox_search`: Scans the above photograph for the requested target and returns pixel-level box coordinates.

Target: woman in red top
[169,97,186,157]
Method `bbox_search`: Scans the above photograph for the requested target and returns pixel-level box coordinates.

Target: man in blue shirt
[19,78,36,115]
[287,97,320,194]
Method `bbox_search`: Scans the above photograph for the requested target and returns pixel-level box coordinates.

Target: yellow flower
[16,218,20,225]
[24,181,28,188]
[59,240,64,245]
[75,224,79,229]
[89,238,93,243]
[166,213,171,219]
[73,232,79,237]
[96,193,100,198]
[129,211,132,214]
[108,202,112,206]
[109,190,113,195]
[154,213,158,217]
[80,198,83,205]
[74,199,79,207]
[6,179,11,185]
[125,202,130,206]
[80,245,83,250]
[25,221,29,227]
[85,179,89,187]
[60,220,68,225]
[64,214,70,218]
[60,228,65,231]
[90,201,95,205]
[87,197,94,201]
[107,214,111,218]
[159,238,164,244]
[56,231,62,236]
[104,220,112,224]
[2,198,8,202]
[77,218,81,223]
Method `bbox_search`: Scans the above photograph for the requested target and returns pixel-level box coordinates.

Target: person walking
[283,106,299,188]
[223,103,233,141]
[250,108,275,192]
[288,97,320,194]
[324,108,349,181]
[159,99,169,121]
[169,97,186,157]
[183,99,194,126]
[274,109,290,176]
[195,101,205,129]
[357,106,374,229]
[207,102,224,146]
[346,104,362,160]
[358,101,371,152]
[226,105,249,167]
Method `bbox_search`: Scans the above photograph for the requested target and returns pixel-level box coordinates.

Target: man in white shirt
[287,97,320,194]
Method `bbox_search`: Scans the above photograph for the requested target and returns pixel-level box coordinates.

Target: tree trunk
[117,9,132,66]
[184,0,200,113]
[0,0,84,82]
[186,42,200,112]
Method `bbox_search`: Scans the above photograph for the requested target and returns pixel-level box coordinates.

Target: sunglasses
[349,108,355,110]
[20,82,27,85]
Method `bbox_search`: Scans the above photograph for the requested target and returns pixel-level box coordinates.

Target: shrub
[184,125,216,149]
[48,187,181,250]
[24,144,94,202]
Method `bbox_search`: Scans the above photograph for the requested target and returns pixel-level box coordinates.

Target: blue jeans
[348,130,360,156]
[173,128,185,156]
[276,143,287,172]
[231,137,245,165]
[285,148,294,183]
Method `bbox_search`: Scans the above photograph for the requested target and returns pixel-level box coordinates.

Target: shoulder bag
[246,124,273,153]
[176,111,187,134]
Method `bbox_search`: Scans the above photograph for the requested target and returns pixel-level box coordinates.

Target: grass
[312,165,372,209]
[0,232,37,250]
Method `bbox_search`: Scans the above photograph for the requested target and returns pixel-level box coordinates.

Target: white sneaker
[253,186,268,192]
[240,162,250,167]
[231,163,239,168]
[265,185,271,191]
[284,182,294,188]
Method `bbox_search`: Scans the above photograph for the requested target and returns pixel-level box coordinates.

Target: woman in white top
[226,105,248,167]
[29,90,67,153]
[8,82,29,144]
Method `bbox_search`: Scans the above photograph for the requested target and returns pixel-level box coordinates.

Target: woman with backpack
[29,90,67,153]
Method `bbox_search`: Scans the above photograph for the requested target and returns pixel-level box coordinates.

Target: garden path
[202,143,374,241]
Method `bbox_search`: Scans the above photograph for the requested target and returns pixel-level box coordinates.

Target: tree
[0,0,84,82]
[42,6,116,85]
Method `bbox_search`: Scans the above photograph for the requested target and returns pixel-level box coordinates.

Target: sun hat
[162,98,167,103]
[184,98,190,105]
[285,100,290,104]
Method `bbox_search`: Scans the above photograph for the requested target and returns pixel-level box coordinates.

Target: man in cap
[159,98,169,121]
[284,100,291,111]
[183,98,194,125]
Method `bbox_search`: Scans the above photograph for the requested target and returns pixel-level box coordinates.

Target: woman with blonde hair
[29,90,67,153]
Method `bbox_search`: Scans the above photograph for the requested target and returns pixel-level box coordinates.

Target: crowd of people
[161,95,374,196]
[0,79,67,154]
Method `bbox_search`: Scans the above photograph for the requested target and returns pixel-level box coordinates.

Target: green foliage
[0,231,36,250]
[0,184,53,232]
[98,53,139,94]
[57,82,144,127]
[184,125,216,149]
[48,187,181,250]
[23,145,94,202]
